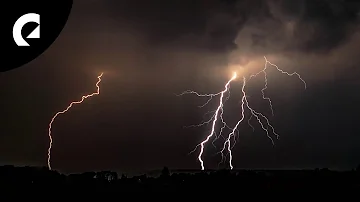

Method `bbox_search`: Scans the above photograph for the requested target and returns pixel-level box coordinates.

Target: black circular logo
[1,1,73,72]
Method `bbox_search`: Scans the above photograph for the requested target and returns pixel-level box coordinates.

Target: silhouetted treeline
[1,165,359,192]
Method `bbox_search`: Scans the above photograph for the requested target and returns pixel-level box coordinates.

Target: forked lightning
[178,57,306,170]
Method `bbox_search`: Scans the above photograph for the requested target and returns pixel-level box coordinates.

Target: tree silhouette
[95,171,118,181]
[0,165,359,192]
[121,174,127,179]
[161,166,170,177]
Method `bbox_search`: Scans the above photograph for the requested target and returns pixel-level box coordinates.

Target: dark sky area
[1,0,360,174]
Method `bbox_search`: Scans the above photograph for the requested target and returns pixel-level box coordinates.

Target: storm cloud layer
[65,0,360,82]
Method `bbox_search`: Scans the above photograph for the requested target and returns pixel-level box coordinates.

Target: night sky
[1,0,360,174]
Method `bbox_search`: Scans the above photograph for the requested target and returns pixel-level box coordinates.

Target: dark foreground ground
[1,165,359,193]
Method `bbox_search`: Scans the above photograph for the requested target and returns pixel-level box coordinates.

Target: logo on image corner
[1,0,73,73]
[13,13,40,46]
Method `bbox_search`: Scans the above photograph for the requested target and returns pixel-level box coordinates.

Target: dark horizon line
[1,164,358,175]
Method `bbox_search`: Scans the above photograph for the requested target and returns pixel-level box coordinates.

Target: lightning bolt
[47,73,103,170]
[220,77,246,170]
[179,56,306,170]
[177,73,237,170]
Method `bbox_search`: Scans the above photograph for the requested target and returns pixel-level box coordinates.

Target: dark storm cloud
[88,0,243,51]
[90,0,360,54]
[298,0,359,52]
[73,0,360,76]
[233,0,360,58]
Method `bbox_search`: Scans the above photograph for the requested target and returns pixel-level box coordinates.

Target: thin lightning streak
[178,86,232,130]
[178,82,234,149]
[221,76,281,169]
[263,56,307,89]
[250,57,307,116]
[176,91,222,108]
[248,115,255,132]
[183,114,216,128]
[202,110,216,120]
[250,58,274,116]
[47,73,103,170]
[245,98,276,145]
[215,87,233,148]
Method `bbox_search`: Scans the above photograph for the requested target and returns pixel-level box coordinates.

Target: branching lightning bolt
[47,73,103,170]
[249,56,307,116]
[179,56,306,170]
[177,73,237,170]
